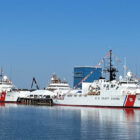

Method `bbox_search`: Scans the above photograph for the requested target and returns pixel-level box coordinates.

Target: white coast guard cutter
[0,69,30,103]
[53,50,140,108]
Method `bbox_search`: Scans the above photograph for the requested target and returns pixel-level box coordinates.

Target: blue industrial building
[73,66,102,89]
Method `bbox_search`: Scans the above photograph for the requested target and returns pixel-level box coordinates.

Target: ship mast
[0,68,3,83]
[106,50,118,81]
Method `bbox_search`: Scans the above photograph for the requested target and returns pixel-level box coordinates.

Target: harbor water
[0,104,140,140]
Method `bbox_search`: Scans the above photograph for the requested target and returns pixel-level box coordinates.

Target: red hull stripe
[125,95,136,107]
[0,92,6,102]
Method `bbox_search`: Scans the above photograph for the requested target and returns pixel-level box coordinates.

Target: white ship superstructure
[0,69,15,92]
[46,74,71,95]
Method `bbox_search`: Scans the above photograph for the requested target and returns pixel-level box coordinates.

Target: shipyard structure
[73,66,102,89]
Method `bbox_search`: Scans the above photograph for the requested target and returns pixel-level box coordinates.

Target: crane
[31,77,39,90]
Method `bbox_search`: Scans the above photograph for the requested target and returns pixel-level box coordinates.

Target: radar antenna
[104,50,118,81]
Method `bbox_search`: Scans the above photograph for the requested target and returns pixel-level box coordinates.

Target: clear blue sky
[0,0,140,88]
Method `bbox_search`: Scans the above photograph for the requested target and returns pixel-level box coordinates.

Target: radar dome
[3,75,8,81]
[51,77,54,81]
[119,76,123,80]
[127,71,133,78]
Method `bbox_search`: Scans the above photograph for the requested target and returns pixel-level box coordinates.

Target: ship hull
[0,91,30,103]
[53,94,140,108]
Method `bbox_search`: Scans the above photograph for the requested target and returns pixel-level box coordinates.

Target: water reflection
[0,104,140,140]
[124,108,135,121]
[57,106,140,140]
[79,107,140,122]
[0,103,18,108]
[0,103,5,107]
[78,107,140,140]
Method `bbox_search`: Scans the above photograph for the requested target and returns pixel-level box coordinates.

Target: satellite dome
[119,76,123,80]
[3,75,8,81]
[51,77,54,81]
[127,71,133,78]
